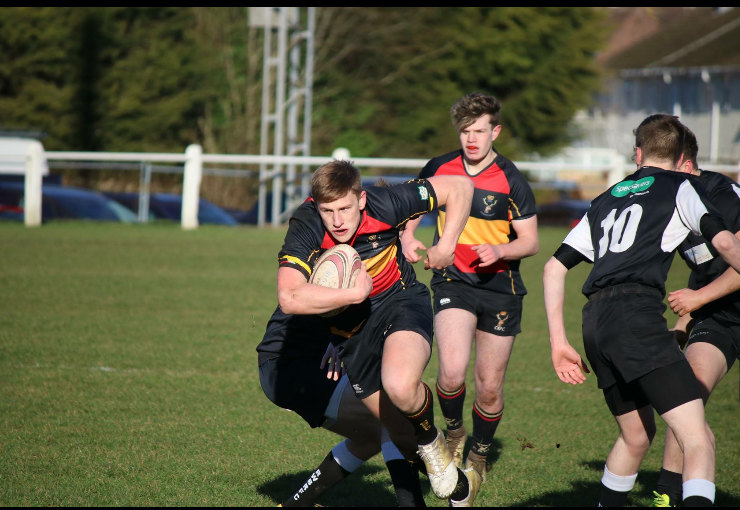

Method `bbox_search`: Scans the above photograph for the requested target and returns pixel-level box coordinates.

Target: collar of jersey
[461,147,502,178]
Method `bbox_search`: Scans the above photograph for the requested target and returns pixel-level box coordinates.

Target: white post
[332,147,351,161]
[607,151,627,187]
[24,141,44,227]
[182,144,202,230]
[710,95,720,163]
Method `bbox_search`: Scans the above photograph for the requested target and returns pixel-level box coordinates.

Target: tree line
[0,7,607,161]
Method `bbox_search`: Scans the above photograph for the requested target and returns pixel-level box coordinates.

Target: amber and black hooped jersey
[258,180,437,362]
[677,171,740,326]
[419,150,536,295]
[277,180,437,301]
[559,166,726,297]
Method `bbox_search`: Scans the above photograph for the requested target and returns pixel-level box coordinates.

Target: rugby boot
[445,426,467,469]
[449,467,482,508]
[650,491,675,508]
[417,426,458,499]
[464,450,491,483]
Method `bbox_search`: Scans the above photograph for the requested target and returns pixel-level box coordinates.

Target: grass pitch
[0,222,738,506]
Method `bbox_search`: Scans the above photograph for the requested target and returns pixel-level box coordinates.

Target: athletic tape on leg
[602,466,638,492]
[331,440,364,473]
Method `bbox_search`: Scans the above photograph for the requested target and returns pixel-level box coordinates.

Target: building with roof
[577,7,740,164]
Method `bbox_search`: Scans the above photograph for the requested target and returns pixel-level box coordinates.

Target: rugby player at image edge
[543,114,740,508]
[651,125,740,508]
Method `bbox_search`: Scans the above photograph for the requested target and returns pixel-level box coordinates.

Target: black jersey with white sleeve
[559,166,725,297]
[678,171,740,326]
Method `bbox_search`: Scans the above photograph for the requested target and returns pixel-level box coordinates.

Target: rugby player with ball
[257,159,475,505]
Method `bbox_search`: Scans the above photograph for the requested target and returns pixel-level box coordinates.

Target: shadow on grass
[257,464,402,507]
[581,460,740,507]
[510,460,740,507]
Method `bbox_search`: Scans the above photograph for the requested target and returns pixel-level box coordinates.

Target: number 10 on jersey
[598,204,644,258]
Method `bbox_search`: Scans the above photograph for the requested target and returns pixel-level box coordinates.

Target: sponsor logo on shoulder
[611,176,655,198]
[440,298,451,306]
[353,383,363,395]
[418,186,429,200]
[494,310,510,331]
[684,243,714,266]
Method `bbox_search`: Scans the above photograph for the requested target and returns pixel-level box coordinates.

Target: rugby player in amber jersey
[401,93,538,506]
[650,126,740,507]
[543,114,740,507]
[262,160,477,502]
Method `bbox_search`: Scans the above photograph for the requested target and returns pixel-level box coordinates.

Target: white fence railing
[9,144,740,228]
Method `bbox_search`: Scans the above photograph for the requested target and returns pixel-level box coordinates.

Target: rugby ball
[309,244,363,317]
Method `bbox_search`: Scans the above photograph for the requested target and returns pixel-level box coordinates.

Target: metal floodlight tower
[249,7,315,227]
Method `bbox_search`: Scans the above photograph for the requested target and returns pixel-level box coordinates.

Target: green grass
[0,222,738,506]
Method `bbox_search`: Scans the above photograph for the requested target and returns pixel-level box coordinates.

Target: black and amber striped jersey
[677,171,740,326]
[419,149,536,295]
[258,180,437,363]
[560,166,726,297]
[278,179,437,304]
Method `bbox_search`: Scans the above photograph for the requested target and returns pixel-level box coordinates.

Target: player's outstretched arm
[400,217,426,263]
[277,265,372,315]
[711,229,740,276]
[424,175,474,269]
[543,256,589,385]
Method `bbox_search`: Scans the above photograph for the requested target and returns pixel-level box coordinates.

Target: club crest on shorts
[440,297,451,306]
[494,310,509,331]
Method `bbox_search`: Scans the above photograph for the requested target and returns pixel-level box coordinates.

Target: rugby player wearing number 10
[543,114,740,507]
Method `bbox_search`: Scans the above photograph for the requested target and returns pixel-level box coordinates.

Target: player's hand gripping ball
[309,244,362,317]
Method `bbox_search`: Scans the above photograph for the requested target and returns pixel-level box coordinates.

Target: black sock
[470,402,502,456]
[657,468,683,505]
[403,383,437,445]
[436,381,466,431]
[683,496,713,507]
[282,452,350,507]
[386,459,426,507]
[599,484,629,507]
[448,468,470,502]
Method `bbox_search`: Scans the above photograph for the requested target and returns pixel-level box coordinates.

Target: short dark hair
[311,160,362,203]
[634,114,686,167]
[450,92,501,132]
[682,124,699,168]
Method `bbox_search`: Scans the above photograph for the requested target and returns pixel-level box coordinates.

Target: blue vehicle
[239,175,438,227]
[104,192,238,226]
[0,182,137,223]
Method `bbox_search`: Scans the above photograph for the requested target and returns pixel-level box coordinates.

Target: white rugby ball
[309,244,363,317]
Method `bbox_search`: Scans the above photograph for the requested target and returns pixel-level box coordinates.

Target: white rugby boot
[417,426,458,499]
[449,467,482,507]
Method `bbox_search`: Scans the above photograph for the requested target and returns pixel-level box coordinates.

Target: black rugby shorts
[337,282,434,399]
[432,280,523,337]
[687,316,740,372]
